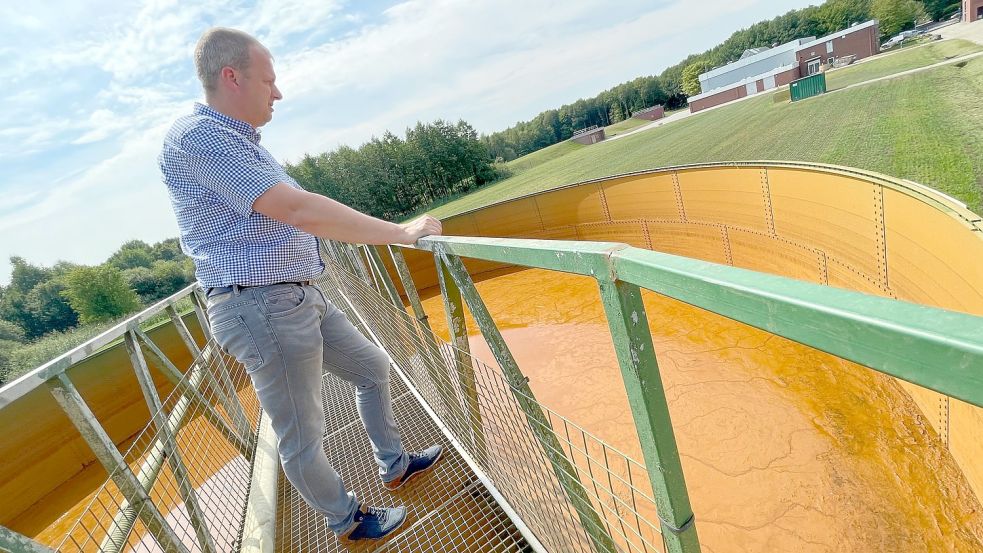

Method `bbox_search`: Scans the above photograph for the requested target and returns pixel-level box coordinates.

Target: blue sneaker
[341,505,407,541]
[384,445,444,490]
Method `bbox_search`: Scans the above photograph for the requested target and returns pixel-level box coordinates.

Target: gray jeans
[205,282,408,534]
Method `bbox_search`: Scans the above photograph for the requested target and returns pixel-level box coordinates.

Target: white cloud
[268,0,761,155]
[0,0,818,285]
[249,0,345,47]
[0,120,181,281]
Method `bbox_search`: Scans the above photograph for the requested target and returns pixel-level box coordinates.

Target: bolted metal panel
[610,247,983,409]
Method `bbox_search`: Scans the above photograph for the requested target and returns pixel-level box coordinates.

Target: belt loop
[232,284,242,296]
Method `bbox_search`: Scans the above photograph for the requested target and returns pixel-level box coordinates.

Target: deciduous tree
[873,0,928,38]
[61,266,140,324]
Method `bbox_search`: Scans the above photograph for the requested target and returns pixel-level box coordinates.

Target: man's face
[237,45,282,128]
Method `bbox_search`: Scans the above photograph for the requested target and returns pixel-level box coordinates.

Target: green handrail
[405,233,983,553]
[414,235,983,408]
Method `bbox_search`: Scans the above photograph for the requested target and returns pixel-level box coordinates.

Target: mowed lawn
[429,53,983,219]
[602,117,651,138]
[504,140,584,173]
[826,39,982,90]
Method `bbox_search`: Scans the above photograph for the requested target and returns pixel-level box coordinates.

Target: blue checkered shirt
[159,103,323,287]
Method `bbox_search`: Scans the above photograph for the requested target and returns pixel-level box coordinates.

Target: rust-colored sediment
[421,269,983,553]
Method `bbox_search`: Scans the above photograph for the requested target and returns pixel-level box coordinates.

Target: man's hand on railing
[397,215,442,244]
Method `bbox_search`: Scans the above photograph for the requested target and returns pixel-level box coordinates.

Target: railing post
[387,246,433,332]
[363,245,404,310]
[134,330,254,459]
[358,245,382,292]
[386,246,466,426]
[436,251,618,553]
[434,255,488,458]
[324,240,355,275]
[0,525,57,553]
[597,278,701,553]
[115,331,217,553]
[347,242,373,284]
[45,373,191,553]
[192,289,252,434]
[166,306,253,444]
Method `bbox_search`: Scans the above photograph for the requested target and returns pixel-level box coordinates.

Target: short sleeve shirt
[158,103,323,287]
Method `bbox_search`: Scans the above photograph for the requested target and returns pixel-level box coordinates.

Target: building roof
[795,20,879,53]
[698,37,813,83]
[740,47,771,59]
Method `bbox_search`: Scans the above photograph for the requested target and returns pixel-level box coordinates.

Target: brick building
[570,126,606,145]
[965,0,983,22]
[687,20,880,113]
[631,105,665,121]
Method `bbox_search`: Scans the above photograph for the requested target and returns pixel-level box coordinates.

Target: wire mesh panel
[56,342,261,553]
[317,254,666,553]
[274,371,530,552]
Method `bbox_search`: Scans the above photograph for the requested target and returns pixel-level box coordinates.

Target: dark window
[806,58,821,75]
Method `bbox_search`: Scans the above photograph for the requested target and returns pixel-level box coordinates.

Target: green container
[789,72,827,102]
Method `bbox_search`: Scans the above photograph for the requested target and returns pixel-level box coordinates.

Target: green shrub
[1,319,120,386]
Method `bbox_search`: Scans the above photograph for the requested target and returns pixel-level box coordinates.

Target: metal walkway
[274,371,529,552]
[289,260,663,553]
[4,228,983,553]
[2,244,662,553]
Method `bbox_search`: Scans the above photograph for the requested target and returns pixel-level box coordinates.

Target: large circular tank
[390,161,983,551]
[3,161,983,552]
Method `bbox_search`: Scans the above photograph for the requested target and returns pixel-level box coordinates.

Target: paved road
[940,20,983,44]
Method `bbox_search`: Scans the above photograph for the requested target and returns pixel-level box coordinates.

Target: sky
[0,0,818,285]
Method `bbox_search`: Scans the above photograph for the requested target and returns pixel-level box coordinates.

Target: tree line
[0,239,196,383]
[285,119,501,221]
[486,0,949,155]
[288,0,951,210]
[0,0,957,384]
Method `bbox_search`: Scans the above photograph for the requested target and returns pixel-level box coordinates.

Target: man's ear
[220,66,239,91]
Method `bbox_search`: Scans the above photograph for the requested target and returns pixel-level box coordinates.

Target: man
[159,27,443,541]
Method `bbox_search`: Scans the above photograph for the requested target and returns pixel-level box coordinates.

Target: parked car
[880,29,925,50]
[881,36,903,50]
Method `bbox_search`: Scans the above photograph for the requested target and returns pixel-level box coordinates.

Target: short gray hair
[194,27,264,93]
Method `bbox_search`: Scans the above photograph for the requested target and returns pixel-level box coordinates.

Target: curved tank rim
[440,160,983,232]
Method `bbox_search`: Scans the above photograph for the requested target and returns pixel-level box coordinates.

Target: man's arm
[253,183,441,245]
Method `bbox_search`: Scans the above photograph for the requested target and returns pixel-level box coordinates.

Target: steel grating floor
[274,369,533,552]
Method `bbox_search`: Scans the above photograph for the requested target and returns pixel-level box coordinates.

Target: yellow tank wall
[8,162,979,540]
[396,162,983,504]
[0,314,207,537]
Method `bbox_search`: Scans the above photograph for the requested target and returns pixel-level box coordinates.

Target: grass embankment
[429,50,983,219]
[602,117,651,138]
[826,39,983,90]
[504,140,585,173]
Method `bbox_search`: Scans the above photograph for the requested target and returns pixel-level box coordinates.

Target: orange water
[420,268,983,553]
